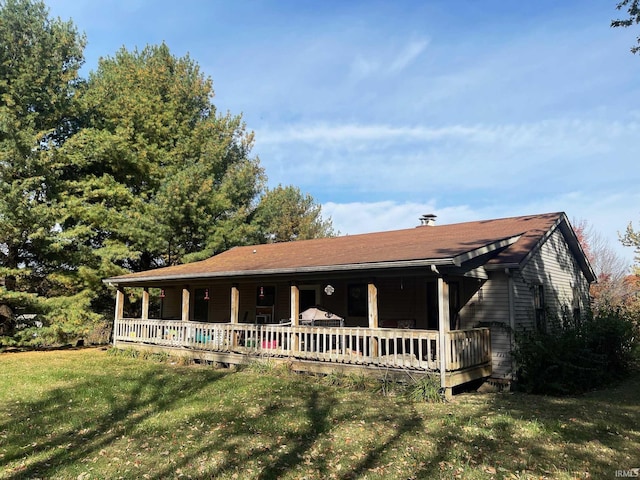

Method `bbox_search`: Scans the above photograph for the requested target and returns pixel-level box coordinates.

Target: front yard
[1,348,638,479]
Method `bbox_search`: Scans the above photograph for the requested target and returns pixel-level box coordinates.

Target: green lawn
[1,348,638,479]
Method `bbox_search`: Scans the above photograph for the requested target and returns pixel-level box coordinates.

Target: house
[104,212,595,395]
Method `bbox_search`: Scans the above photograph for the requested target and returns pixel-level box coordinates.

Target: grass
[0,348,638,479]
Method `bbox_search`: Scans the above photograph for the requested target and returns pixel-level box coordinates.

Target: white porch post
[181,287,190,322]
[114,287,125,346]
[290,283,300,352]
[141,287,149,320]
[368,281,379,357]
[230,284,240,324]
[438,277,451,394]
[115,287,125,321]
[290,283,300,326]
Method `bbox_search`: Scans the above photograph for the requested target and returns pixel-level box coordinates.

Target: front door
[193,288,209,322]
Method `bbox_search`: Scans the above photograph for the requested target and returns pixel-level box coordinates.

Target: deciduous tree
[612,0,640,54]
[573,219,632,311]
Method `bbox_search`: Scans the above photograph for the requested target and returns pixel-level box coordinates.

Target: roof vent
[419,214,437,227]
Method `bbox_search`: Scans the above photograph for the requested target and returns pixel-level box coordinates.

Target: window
[533,284,545,332]
[573,307,581,325]
[256,286,276,307]
[299,285,319,312]
[348,284,367,317]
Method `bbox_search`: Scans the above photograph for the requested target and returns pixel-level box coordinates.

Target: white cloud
[258,118,639,151]
[256,117,639,197]
[389,39,430,73]
[348,38,429,81]
[258,123,481,144]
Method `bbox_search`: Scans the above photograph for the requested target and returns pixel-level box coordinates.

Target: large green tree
[0,0,86,339]
[0,1,334,346]
[56,44,265,310]
[251,185,335,243]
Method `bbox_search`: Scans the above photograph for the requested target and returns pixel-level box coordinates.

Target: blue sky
[48,0,640,264]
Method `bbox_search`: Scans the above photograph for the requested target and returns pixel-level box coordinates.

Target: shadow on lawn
[150,387,338,480]
[2,357,639,479]
[0,363,227,479]
[413,373,640,479]
[147,382,428,480]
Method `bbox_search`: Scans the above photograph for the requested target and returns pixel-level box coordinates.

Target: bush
[513,310,637,395]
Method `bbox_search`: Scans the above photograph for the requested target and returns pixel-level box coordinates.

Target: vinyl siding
[459,273,513,379]
[513,227,591,333]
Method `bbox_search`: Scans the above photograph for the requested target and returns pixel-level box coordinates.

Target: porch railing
[113,318,490,372]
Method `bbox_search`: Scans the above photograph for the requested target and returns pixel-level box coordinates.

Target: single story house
[104,212,595,394]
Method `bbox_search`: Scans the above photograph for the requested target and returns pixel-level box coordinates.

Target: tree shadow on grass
[414,373,640,479]
[3,354,639,479]
[144,381,337,479]
[0,362,229,479]
[147,384,436,480]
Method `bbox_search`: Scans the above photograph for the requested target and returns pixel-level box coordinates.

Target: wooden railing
[446,328,491,371]
[113,318,490,372]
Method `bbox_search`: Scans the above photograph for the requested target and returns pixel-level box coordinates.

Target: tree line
[0,0,333,345]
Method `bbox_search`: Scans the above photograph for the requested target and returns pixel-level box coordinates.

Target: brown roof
[106,212,583,285]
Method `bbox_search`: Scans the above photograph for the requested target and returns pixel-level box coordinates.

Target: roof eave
[103,257,458,286]
[452,234,522,266]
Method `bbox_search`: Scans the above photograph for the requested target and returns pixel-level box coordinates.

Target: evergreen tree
[57,43,265,311]
[251,185,335,243]
[0,2,334,346]
[0,0,86,341]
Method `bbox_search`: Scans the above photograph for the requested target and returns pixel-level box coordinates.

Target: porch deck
[113,319,492,389]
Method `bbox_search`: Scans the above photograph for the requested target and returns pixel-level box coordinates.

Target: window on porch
[348,284,367,317]
[256,286,276,323]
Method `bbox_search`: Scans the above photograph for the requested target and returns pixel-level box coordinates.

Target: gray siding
[456,226,592,379]
[459,273,513,379]
[513,227,591,333]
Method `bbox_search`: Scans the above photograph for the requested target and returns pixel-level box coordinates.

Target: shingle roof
[106,212,576,285]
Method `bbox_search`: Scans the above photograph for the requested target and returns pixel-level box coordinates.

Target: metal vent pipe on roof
[419,214,437,226]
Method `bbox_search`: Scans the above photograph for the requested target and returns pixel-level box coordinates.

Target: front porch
[113,318,492,391]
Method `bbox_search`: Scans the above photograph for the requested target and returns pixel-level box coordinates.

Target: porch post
[368,281,379,356]
[141,287,149,320]
[230,284,240,324]
[115,287,125,321]
[437,277,451,395]
[290,283,300,352]
[114,287,124,346]
[181,287,190,322]
[290,283,300,326]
